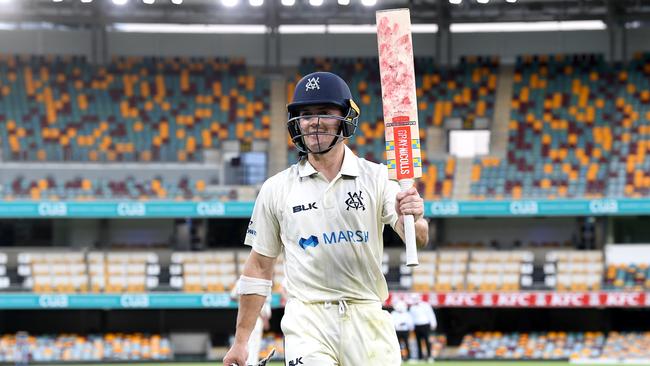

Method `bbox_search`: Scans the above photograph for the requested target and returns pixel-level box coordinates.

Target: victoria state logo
[298,235,319,249]
[305,77,320,91]
[345,191,365,211]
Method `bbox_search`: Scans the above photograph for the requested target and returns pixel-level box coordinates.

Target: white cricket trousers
[247,317,264,365]
[281,299,402,366]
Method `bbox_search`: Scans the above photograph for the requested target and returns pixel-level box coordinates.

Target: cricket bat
[376,8,421,267]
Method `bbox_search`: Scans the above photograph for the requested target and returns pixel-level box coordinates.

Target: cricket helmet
[287,71,360,154]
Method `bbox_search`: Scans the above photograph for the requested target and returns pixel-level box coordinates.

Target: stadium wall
[2,28,650,65]
[0,29,92,58]
[442,218,577,248]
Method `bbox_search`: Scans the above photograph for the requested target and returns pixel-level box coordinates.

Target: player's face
[298,105,344,153]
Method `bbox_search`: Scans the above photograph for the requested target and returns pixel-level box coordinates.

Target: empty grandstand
[0,0,649,365]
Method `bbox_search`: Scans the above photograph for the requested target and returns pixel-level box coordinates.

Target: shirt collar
[340,145,360,177]
[297,145,360,178]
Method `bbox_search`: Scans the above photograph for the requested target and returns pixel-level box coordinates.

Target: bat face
[376,9,422,181]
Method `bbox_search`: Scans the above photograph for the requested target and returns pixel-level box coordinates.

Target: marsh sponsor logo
[120,294,149,308]
[197,202,225,216]
[509,201,538,215]
[300,229,370,249]
[117,202,146,217]
[201,294,231,308]
[589,199,618,214]
[298,235,319,250]
[323,230,369,244]
[38,202,67,217]
[430,201,459,216]
[38,295,68,308]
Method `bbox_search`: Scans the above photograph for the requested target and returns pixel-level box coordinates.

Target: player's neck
[308,143,345,182]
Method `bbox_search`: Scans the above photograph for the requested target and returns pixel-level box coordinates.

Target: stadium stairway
[453,158,474,200]
[490,65,515,158]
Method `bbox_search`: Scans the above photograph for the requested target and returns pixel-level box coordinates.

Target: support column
[268,78,288,175]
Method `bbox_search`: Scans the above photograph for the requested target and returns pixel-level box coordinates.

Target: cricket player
[223,71,429,366]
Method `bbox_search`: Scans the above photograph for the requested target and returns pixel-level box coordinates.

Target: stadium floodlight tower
[309,0,323,6]
[361,0,376,6]
[249,0,263,6]
[338,0,350,4]
[222,0,239,7]
[281,0,295,5]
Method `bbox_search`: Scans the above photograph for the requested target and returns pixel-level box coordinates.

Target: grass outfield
[67,362,621,366]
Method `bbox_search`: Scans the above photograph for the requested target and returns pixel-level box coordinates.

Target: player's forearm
[234,250,276,345]
[233,294,267,345]
[396,217,429,248]
[415,218,429,248]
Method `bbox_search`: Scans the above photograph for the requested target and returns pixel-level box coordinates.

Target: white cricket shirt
[244,145,400,303]
[391,310,414,332]
[409,302,437,328]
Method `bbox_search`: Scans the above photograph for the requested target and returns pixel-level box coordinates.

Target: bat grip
[399,179,419,267]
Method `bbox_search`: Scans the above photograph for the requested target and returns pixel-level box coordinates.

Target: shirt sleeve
[244,179,282,258]
[380,165,401,229]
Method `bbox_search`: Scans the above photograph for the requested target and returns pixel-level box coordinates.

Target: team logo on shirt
[345,191,365,211]
[298,235,319,249]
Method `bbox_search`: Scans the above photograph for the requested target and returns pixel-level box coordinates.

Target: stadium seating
[0,333,172,362]
[17,250,160,293]
[0,55,270,162]
[598,332,650,360]
[292,56,496,199]
[543,250,603,291]
[471,52,650,199]
[17,251,89,293]
[604,263,650,290]
[169,251,238,292]
[88,252,160,293]
[466,251,534,291]
[401,250,468,292]
[404,251,438,291]
[1,174,229,200]
[402,333,446,359]
[403,250,534,292]
[457,331,605,359]
[0,252,8,290]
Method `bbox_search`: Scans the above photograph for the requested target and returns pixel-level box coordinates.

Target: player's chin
[306,139,334,153]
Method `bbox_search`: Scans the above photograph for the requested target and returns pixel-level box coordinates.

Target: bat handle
[399,179,419,267]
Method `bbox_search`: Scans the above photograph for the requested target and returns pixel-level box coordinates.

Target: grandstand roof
[0,0,648,28]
